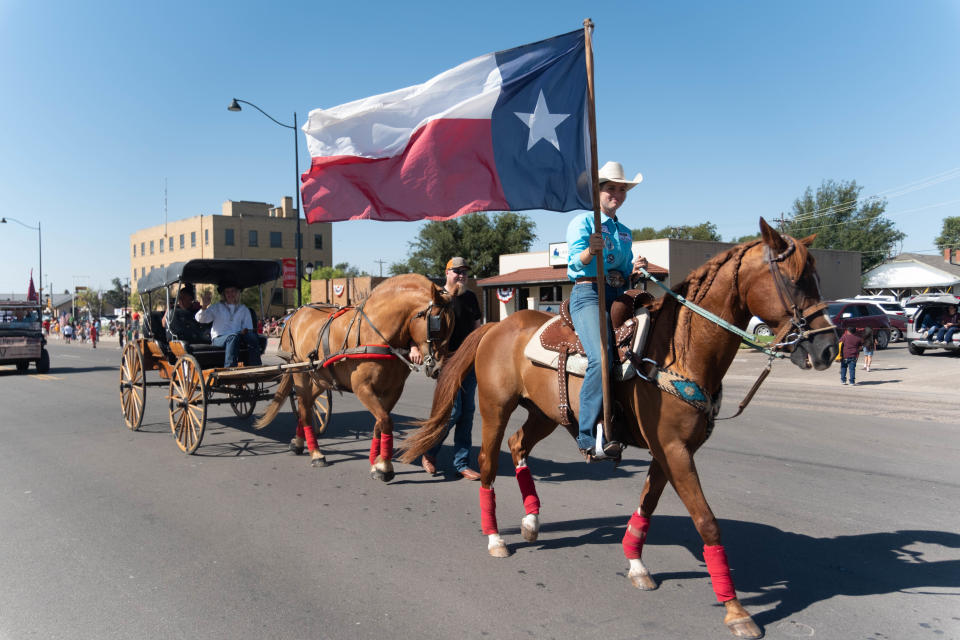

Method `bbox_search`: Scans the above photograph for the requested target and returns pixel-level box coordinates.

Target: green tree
[934,216,960,250]
[631,222,722,241]
[102,278,128,310]
[778,179,905,272]
[731,233,760,243]
[390,212,536,278]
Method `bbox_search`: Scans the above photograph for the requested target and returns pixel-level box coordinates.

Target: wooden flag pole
[582,18,615,449]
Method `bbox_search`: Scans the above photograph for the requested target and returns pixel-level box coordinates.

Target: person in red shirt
[89,321,98,349]
[838,326,863,385]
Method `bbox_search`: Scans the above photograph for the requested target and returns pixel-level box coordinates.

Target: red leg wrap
[303,424,318,453]
[379,433,393,462]
[621,513,650,560]
[479,486,498,535]
[295,422,305,439]
[515,466,540,515]
[369,438,380,466]
[703,544,736,602]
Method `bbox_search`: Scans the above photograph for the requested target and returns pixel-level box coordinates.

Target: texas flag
[300,30,591,223]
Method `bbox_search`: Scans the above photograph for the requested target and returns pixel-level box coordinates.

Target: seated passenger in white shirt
[195,282,262,367]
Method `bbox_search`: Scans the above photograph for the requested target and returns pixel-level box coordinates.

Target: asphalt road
[1,339,957,640]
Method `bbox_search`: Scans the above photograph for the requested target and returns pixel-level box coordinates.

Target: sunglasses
[449,268,469,275]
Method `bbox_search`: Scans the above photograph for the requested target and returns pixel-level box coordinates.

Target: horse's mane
[648,235,810,365]
[360,273,437,304]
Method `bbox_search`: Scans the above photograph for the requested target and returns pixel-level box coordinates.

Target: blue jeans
[934,326,958,343]
[840,357,857,384]
[569,281,622,450]
[924,324,942,339]
[212,331,261,368]
[428,368,477,472]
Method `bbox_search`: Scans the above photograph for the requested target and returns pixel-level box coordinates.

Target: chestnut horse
[401,221,837,638]
[256,274,455,481]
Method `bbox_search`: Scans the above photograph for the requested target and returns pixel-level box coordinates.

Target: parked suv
[826,300,893,349]
[904,294,960,355]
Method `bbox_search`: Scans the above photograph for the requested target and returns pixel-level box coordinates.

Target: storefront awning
[477,263,667,288]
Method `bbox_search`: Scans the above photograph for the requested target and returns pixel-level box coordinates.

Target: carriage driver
[196,282,262,368]
[566,161,648,462]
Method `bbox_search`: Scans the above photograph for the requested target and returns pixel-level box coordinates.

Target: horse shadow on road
[520,513,960,628]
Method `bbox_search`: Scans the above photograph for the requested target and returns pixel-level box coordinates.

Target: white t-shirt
[195,303,253,339]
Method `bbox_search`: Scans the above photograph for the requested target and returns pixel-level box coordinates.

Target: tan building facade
[130,196,332,308]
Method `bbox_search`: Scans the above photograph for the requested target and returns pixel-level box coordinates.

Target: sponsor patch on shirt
[619,231,631,242]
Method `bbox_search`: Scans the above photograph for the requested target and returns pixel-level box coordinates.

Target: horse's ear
[799,233,816,247]
[759,217,789,253]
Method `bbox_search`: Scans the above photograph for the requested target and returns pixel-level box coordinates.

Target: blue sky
[1,0,958,294]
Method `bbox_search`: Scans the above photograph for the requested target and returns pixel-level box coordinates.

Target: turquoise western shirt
[566,211,634,281]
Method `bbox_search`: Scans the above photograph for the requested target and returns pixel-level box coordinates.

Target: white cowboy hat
[598,161,643,190]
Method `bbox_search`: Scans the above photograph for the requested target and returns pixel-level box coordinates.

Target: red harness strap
[369,438,380,465]
[479,486,498,535]
[621,512,650,560]
[703,544,736,602]
[515,466,540,515]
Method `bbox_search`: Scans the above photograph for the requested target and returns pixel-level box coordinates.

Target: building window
[249,230,258,247]
[140,242,145,256]
[225,228,235,246]
[190,231,196,247]
[159,237,164,253]
[132,244,136,257]
[169,237,173,252]
[539,285,563,303]
[270,231,282,248]
[204,229,209,245]
[179,234,185,249]
[149,240,154,255]
[314,233,323,249]
[316,259,323,267]
[141,267,145,278]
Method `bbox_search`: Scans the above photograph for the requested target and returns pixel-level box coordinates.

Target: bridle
[764,239,835,351]
[413,297,451,374]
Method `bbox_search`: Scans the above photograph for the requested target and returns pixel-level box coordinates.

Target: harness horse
[255,274,455,480]
[401,220,838,638]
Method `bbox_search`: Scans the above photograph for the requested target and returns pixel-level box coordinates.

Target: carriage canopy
[136,259,283,294]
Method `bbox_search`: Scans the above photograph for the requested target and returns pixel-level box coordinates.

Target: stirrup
[594,423,625,460]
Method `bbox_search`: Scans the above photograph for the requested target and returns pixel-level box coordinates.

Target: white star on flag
[514,90,570,151]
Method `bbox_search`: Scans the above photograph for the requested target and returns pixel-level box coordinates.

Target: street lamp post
[228,98,305,307]
[1,217,42,307]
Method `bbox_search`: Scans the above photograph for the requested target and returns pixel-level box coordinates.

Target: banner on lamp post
[282,258,297,288]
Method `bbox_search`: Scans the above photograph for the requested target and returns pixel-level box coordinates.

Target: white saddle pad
[523,308,651,381]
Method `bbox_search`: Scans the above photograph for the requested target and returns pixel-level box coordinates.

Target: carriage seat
[523,290,653,381]
[183,334,268,369]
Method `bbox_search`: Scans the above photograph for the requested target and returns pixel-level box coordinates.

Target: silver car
[904,294,960,355]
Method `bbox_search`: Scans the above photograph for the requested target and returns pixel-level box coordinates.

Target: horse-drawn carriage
[119,259,331,453]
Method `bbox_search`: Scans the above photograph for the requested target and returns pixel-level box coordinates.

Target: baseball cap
[446,257,470,271]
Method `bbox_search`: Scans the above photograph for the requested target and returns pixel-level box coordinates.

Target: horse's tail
[399,323,496,463]
[253,318,298,430]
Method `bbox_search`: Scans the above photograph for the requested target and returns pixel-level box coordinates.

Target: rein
[635,239,832,421]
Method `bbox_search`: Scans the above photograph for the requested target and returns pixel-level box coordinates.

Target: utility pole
[374,259,387,277]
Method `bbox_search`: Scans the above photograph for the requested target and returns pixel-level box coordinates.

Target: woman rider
[566,161,647,461]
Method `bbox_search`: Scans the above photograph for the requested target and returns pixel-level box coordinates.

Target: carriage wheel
[169,354,207,454]
[120,343,146,431]
[313,389,333,434]
[230,382,258,419]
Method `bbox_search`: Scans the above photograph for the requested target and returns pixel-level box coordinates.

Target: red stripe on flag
[301,118,509,223]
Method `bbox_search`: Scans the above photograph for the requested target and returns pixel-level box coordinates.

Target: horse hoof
[369,467,395,482]
[289,439,305,455]
[725,616,762,639]
[628,571,658,591]
[311,455,329,468]
[488,543,510,558]
[520,514,539,542]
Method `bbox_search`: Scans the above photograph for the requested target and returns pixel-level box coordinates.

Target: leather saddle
[523,290,654,426]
